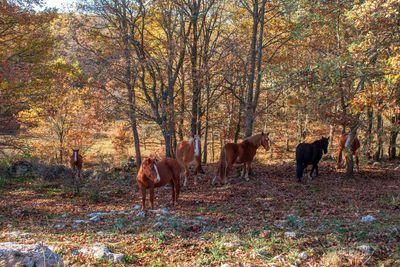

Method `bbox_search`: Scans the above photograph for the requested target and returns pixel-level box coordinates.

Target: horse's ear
[266,132,270,137]
[261,131,264,135]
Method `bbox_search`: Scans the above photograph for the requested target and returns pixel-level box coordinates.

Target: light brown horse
[212,132,270,185]
[336,133,360,171]
[70,149,83,193]
[176,135,204,187]
[136,157,181,210]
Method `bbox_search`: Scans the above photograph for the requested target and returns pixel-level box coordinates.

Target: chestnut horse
[136,157,181,210]
[70,149,83,193]
[336,133,360,171]
[212,132,270,185]
[176,135,204,187]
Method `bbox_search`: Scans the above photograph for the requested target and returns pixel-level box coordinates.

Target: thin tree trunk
[389,115,398,159]
[366,108,373,159]
[374,112,383,161]
[345,125,358,178]
[244,0,259,137]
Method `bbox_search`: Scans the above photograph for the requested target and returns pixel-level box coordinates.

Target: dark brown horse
[337,133,360,171]
[176,135,204,187]
[212,132,270,185]
[70,149,83,193]
[136,157,182,210]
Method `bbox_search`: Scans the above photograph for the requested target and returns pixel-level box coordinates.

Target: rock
[0,242,64,267]
[298,252,308,260]
[87,212,110,218]
[152,208,170,215]
[61,213,68,218]
[73,219,88,224]
[273,220,286,229]
[89,215,101,223]
[132,204,141,210]
[153,222,163,228]
[357,245,373,254]
[273,254,286,261]
[372,162,381,167]
[10,160,33,175]
[54,224,64,230]
[257,249,269,258]
[136,211,146,218]
[221,264,230,267]
[222,242,238,249]
[360,215,376,223]
[78,243,124,263]
[284,231,296,238]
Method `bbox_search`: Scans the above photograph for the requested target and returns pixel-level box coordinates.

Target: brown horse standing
[70,149,83,193]
[136,157,181,210]
[336,133,360,170]
[212,132,270,185]
[176,135,204,187]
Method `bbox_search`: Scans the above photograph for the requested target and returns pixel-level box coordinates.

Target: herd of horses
[69,132,360,210]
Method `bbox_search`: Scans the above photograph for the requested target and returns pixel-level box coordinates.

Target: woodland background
[1,0,399,170]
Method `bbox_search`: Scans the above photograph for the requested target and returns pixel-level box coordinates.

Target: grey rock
[151,208,170,215]
[357,245,373,254]
[73,219,88,224]
[78,243,124,263]
[87,212,110,218]
[360,215,376,223]
[298,252,308,260]
[0,242,64,267]
[89,215,101,223]
[136,211,146,218]
[273,254,286,261]
[54,224,64,230]
[221,264,230,267]
[132,204,141,210]
[284,231,296,238]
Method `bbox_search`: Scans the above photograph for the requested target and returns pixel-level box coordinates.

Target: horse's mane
[243,134,262,146]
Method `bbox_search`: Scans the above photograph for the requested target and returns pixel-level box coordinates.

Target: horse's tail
[212,145,226,185]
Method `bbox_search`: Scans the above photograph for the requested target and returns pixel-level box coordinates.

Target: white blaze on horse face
[188,138,194,145]
[194,136,200,156]
[153,164,161,183]
[73,151,78,162]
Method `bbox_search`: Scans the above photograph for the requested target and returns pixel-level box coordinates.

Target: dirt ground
[0,159,399,266]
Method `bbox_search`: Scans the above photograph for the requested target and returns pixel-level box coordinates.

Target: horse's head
[321,136,329,154]
[140,158,159,182]
[260,132,270,152]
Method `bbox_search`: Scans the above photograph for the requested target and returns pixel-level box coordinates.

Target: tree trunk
[366,108,373,159]
[389,115,398,159]
[329,124,334,149]
[374,112,383,161]
[244,1,259,138]
[190,2,200,136]
[345,125,358,178]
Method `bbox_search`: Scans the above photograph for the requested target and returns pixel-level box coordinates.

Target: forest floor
[0,159,399,266]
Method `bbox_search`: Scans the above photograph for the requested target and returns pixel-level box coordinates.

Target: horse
[176,135,204,187]
[295,136,329,182]
[70,149,83,193]
[336,133,360,171]
[212,132,270,185]
[136,157,182,210]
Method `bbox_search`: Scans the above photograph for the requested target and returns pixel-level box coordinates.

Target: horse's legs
[183,166,189,187]
[315,164,319,176]
[245,162,251,181]
[149,187,155,210]
[175,179,180,202]
[140,186,146,210]
[240,164,246,178]
[170,180,175,205]
[336,148,343,169]
[296,162,304,182]
[355,152,359,171]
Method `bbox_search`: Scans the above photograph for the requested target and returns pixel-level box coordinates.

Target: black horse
[296,137,329,182]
